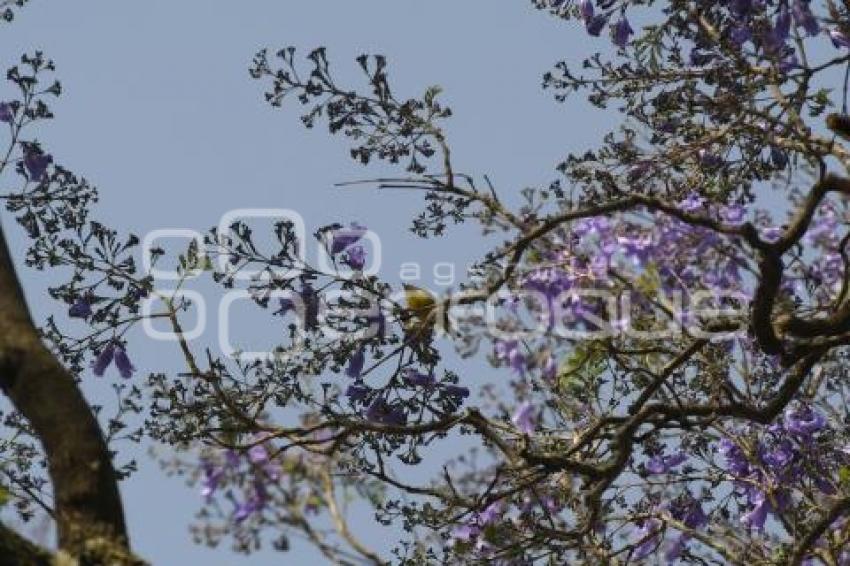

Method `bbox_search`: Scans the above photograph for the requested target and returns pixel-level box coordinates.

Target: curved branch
[0,224,135,562]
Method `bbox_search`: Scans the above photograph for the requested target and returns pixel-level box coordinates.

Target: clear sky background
[1,2,619,563]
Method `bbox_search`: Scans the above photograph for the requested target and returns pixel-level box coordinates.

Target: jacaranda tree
[4,0,850,564]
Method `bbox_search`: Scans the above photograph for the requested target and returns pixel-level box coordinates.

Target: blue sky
[2,1,618,563]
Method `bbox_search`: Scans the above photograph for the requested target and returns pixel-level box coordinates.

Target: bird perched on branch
[401,284,442,361]
[826,113,850,141]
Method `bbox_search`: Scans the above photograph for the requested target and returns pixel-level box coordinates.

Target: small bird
[826,113,850,141]
[402,284,440,359]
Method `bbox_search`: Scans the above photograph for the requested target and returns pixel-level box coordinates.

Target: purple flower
[761,226,783,243]
[579,0,594,20]
[792,0,819,36]
[772,6,791,46]
[679,193,705,213]
[22,146,52,182]
[401,368,435,387]
[345,347,365,378]
[113,346,135,378]
[778,52,799,73]
[730,24,752,46]
[234,496,264,523]
[477,501,504,525]
[585,14,608,36]
[274,295,297,316]
[646,451,687,474]
[330,222,367,254]
[512,402,536,434]
[91,344,115,377]
[783,404,826,437]
[346,383,370,402]
[761,439,795,470]
[248,444,269,464]
[617,233,653,265]
[741,491,769,530]
[366,398,407,426]
[632,519,661,560]
[831,29,850,49]
[495,339,527,375]
[68,298,92,319]
[0,102,12,123]
[443,384,470,402]
[719,438,750,476]
[200,460,224,500]
[451,523,479,543]
[612,16,634,48]
[720,204,746,225]
[342,244,366,270]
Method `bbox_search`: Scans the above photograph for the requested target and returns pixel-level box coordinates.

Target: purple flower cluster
[91,342,135,379]
[718,404,836,531]
[200,438,281,524]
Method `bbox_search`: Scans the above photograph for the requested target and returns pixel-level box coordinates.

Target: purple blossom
[632,519,661,560]
[401,368,435,387]
[443,384,470,402]
[579,0,593,20]
[719,438,750,476]
[451,523,480,543]
[741,491,770,530]
[792,0,819,36]
[345,347,366,378]
[761,226,783,243]
[646,451,687,474]
[22,147,52,182]
[511,402,536,434]
[330,222,367,254]
[830,29,850,49]
[366,398,407,426]
[494,339,527,375]
[720,204,746,225]
[68,298,92,319]
[346,383,370,402]
[585,14,608,36]
[91,344,115,377]
[234,495,264,523]
[113,346,135,378]
[771,6,791,47]
[617,233,653,265]
[731,24,752,46]
[679,193,705,213]
[783,404,826,437]
[612,16,634,48]
[778,51,799,73]
[200,460,224,500]
[248,444,268,464]
[0,102,12,123]
[476,501,504,525]
[342,244,366,270]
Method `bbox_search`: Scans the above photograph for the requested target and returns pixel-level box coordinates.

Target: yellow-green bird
[402,284,440,351]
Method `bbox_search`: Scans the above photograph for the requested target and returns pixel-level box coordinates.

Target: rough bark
[0,223,133,563]
[0,522,52,566]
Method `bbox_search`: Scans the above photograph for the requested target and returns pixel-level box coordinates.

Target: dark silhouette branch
[0,223,137,563]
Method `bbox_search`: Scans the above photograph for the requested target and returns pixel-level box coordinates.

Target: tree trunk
[0,223,136,563]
